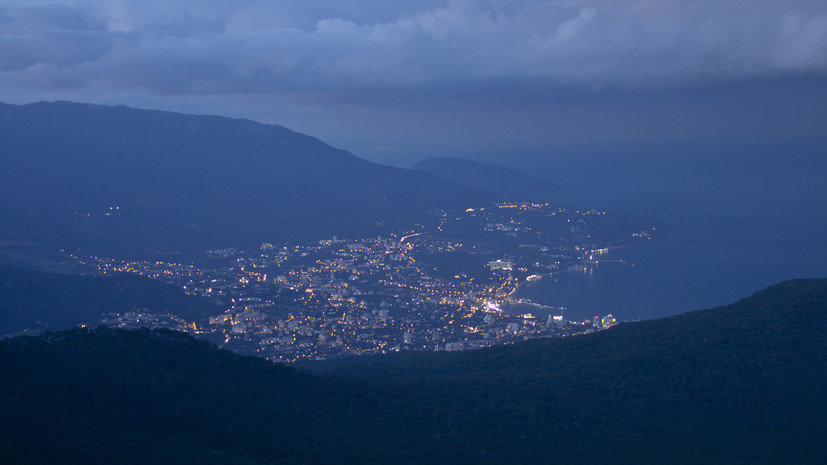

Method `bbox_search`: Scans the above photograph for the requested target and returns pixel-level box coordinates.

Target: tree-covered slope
[0,328,368,465]
[1,279,825,464]
[315,278,827,463]
[0,265,222,336]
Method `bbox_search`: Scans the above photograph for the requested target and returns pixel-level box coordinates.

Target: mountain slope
[0,265,222,336]
[313,278,827,463]
[317,277,827,381]
[1,279,825,464]
[0,101,494,256]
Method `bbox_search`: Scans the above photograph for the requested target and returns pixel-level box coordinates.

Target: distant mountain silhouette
[414,157,559,197]
[0,265,221,336]
[1,278,824,464]
[0,101,494,256]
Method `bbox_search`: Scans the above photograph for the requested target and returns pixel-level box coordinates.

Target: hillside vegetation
[0,265,222,336]
[1,278,825,464]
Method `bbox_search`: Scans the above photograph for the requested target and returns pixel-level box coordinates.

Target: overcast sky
[2,0,826,161]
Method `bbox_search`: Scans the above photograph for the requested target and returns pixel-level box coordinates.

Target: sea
[374,140,827,323]
[507,142,827,322]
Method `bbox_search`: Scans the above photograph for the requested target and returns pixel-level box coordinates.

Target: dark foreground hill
[0,101,493,256]
[414,157,559,197]
[0,266,222,336]
[1,279,825,464]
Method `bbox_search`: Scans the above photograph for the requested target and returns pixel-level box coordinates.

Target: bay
[495,142,827,322]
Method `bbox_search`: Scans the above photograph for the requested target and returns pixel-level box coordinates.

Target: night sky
[2,1,825,161]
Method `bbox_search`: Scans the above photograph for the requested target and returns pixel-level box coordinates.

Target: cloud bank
[1,1,826,148]
[2,1,825,97]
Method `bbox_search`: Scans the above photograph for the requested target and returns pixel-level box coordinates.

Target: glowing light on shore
[486,302,503,312]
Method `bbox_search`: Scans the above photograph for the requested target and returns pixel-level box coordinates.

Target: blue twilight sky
[1,0,826,161]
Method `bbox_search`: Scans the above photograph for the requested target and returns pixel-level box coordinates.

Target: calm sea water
[485,142,827,322]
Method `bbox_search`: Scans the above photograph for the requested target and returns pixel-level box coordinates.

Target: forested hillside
[1,279,825,464]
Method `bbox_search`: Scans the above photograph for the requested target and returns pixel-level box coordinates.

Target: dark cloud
[8,3,108,32]
[0,1,825,147]
[2,1,824,86]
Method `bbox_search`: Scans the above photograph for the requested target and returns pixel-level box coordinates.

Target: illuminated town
[69,201,656,362]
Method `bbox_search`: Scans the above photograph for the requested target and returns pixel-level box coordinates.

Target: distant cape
[413,157,559,198]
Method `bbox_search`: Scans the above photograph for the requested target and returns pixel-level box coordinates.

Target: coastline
[511,243,640,322]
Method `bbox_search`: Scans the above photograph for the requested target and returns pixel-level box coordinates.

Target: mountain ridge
[0,101,496,257]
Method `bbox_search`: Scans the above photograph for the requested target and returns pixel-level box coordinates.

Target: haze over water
[505,142,827,322]
[384,141,827,323]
